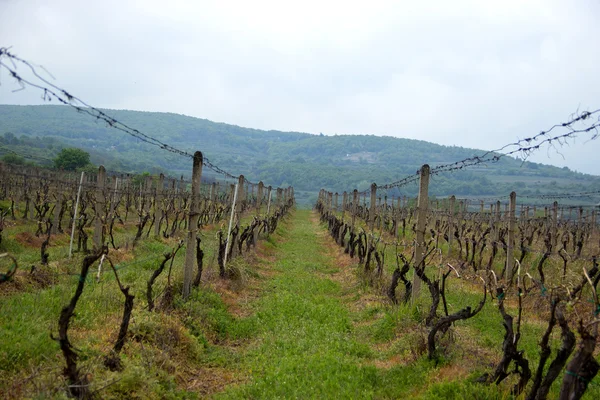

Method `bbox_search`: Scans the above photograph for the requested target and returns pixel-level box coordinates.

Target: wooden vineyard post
[93,166,106,250]
[395,197,401,239]
[154,173,164,236]
[257,181,264,216]
[123,174,131,223]
[178,176,185,212]
[412,164,430,302]
[495,201,501,242]
[69,171,85,258]
[351,189,358,231]
[236,175,245,215]
[52,180,63,234]
[448,195,455,256]
[224,182,239,270]
[506,191,517,283]
[144,175,152,217]
[228,184,235,204]
[552,201,558,248]
[342,191,347,221]
[369,183,377,235]
[382,196,388,231]
[29,167,36,220]
[266,186,272,216]
[334,192,339,213]
[183,151,203,299]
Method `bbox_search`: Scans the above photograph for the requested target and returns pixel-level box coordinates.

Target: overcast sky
[1,0,599,174]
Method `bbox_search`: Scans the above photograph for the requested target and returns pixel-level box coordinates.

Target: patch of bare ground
[180,366,245,396]
[428,363,471,384]
[0,267,59,296]
[14,231,45,247]
[207,274,259,319]
[370,353,413,369]
[105,247,136,265]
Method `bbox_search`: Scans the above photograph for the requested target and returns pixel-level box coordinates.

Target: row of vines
[317,164,599,400]
[0,154,295,399]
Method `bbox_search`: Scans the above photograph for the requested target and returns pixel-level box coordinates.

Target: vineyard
[0,156,295,398]
[316,164,600,399]
[2,46,600,399]
[3,157,600,398]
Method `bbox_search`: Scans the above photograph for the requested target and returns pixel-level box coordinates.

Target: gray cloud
[1,0,599,174]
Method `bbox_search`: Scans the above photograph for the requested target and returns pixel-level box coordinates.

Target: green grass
[3,205,600,399]
[215,210,522,399]
[217,210,380,399]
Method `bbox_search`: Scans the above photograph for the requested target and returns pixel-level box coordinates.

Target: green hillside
[1,104,598,205]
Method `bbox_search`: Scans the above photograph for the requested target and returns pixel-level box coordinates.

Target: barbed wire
[351,109,600,195]
[0,47,260,185]
[429,109,600,176]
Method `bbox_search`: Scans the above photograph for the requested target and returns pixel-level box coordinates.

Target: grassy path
[217,209,379,398]
[215,209,512,399]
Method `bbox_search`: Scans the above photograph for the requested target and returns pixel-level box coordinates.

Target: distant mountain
[1,104,599,205]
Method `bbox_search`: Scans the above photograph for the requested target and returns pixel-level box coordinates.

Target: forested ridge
[1,104,599,205]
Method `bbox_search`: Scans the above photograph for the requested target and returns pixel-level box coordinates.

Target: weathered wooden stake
[552,201,558,247]
[154,173,164,236]
[351,189,358,230]
[93,166,106,250]
[52,187,63,234]
[257,181,264,215]
[448,195,455,256]
[369,183,377,234]
[183,151,203,299]
[412,164,430,302]
[506,191,517,283]
[266,186,272,215]
[68,172,85,258]
[236,175,245,214]
[224,182,239,270]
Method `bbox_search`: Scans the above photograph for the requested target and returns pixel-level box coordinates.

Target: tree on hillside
[54,148,91,171]
[1,153,26,165]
